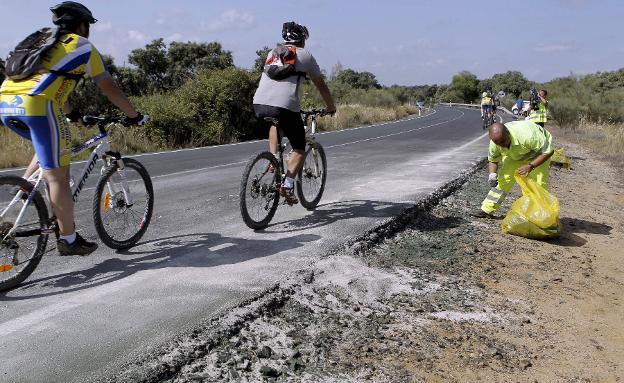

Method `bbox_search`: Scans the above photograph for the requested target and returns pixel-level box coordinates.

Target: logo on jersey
[0,96,26,115]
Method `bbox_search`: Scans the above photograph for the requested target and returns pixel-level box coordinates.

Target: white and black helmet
[282,21,309,43]
[50,1,97,25]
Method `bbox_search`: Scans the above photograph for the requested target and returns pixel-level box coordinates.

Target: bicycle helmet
[282,21,309,43]
[50,1,97,25]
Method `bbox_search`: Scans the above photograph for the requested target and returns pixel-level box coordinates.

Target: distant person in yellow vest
[528,89,549,127]
[471,121,554,218]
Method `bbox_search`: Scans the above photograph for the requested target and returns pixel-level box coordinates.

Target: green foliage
[449,71,479,103]
[253,46,271,74]
[333,68,381,90]
[545,70,624,127]
[68,55,118,115]
[491,71,531,99]
[134,68,258,147]
[128,39,169,91]
[128,39,234,92]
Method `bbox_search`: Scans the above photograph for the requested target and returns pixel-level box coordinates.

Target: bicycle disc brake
[0,221,19,267]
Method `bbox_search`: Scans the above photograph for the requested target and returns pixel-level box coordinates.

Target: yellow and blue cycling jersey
[481,96,492,113]
[0,33,111,169]
[0,33,110,104]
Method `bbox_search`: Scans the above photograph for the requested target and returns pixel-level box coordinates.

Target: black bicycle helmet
[282,21,309,43]
[50,1,97,25]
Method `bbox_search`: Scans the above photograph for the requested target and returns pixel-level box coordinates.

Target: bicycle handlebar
[301,109,335,118]
[82,115,124,126]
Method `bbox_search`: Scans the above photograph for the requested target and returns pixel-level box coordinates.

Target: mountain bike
[0,116,154,290]
[239,109,329,230]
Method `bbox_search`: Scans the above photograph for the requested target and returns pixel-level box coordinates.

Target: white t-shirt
[253,45,322,112]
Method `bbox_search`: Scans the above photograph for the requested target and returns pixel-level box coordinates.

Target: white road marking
[326,110,465,149]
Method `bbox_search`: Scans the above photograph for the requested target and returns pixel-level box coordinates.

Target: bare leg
[286,149,305,178]
[22,155,39,179]
[268,125,278,154]
[43,166,75,236]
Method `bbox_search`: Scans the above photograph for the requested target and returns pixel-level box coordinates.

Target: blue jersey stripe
[29,74,59,96]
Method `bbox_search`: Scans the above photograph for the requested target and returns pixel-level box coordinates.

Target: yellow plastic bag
[502,174,561,239]
[550,147,572,170]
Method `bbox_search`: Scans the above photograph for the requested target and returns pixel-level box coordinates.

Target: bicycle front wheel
[296,142,327,210]
[240,151,280,230]
[93,158,154,249]
[0,176,49,291]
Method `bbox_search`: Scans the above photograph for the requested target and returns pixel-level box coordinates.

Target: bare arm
[488,161,498,173]
[518,152,554,176]
[95,77,139,118]
[311,76,336,113]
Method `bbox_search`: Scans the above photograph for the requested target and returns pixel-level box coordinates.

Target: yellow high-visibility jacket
[488,121,553,163]
[528,101,548,123]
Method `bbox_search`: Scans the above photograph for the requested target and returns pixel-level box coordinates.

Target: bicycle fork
[102,157,134,210]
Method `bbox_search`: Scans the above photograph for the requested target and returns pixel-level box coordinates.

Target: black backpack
[4,27,83,82]
[263,44,306,81]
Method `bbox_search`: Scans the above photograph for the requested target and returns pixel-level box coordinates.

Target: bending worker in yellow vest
[472,121,554,218]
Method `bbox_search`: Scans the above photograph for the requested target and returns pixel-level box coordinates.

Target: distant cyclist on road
[252,21,336,205]
[0,1,148,256]
[480,91,493,123]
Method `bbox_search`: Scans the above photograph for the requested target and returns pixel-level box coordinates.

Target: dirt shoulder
[112,132,624,383]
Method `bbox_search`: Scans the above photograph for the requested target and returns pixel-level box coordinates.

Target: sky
[0,0,622,86]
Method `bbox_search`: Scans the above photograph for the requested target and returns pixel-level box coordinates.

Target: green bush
[134,67,258,147]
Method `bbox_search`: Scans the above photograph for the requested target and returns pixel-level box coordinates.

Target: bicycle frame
[1,123,132,239]
[276,112,320,176]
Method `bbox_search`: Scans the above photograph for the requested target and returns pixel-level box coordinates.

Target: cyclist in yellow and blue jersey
[480,91,493,121]
[0,2,148,256]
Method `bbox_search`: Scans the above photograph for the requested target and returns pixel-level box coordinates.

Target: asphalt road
[0,106,496,383]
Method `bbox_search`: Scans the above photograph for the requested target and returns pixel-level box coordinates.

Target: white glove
[488,173,498,187]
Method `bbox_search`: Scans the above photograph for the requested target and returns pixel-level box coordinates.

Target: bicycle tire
[93,158,154,249]
[0,176,49,291]
[240,151,280,230]
[296,142,327,210]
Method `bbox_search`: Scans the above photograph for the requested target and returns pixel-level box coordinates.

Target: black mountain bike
[239,109,329,230]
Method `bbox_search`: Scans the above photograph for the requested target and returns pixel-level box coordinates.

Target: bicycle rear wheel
[296,142,327,210]
[0,176,49,291]
[93,158,154,249]
[240,151,280,230]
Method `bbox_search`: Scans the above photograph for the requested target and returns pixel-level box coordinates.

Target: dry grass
[0,123,164,169]
[554,118,624,171]
[316,103,422,131]
[0,128,35,168]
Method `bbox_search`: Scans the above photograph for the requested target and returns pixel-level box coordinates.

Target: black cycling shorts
[253,104,305,150]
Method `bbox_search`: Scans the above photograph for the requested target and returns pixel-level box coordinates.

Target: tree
[168,41,233,79]
[253,46,271,74]
[68,55,120,115]
[491,71,530,99]
[128,38,169,91]
[333,68,381,90]
[128,39,234,92]
[449,71,479,102]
